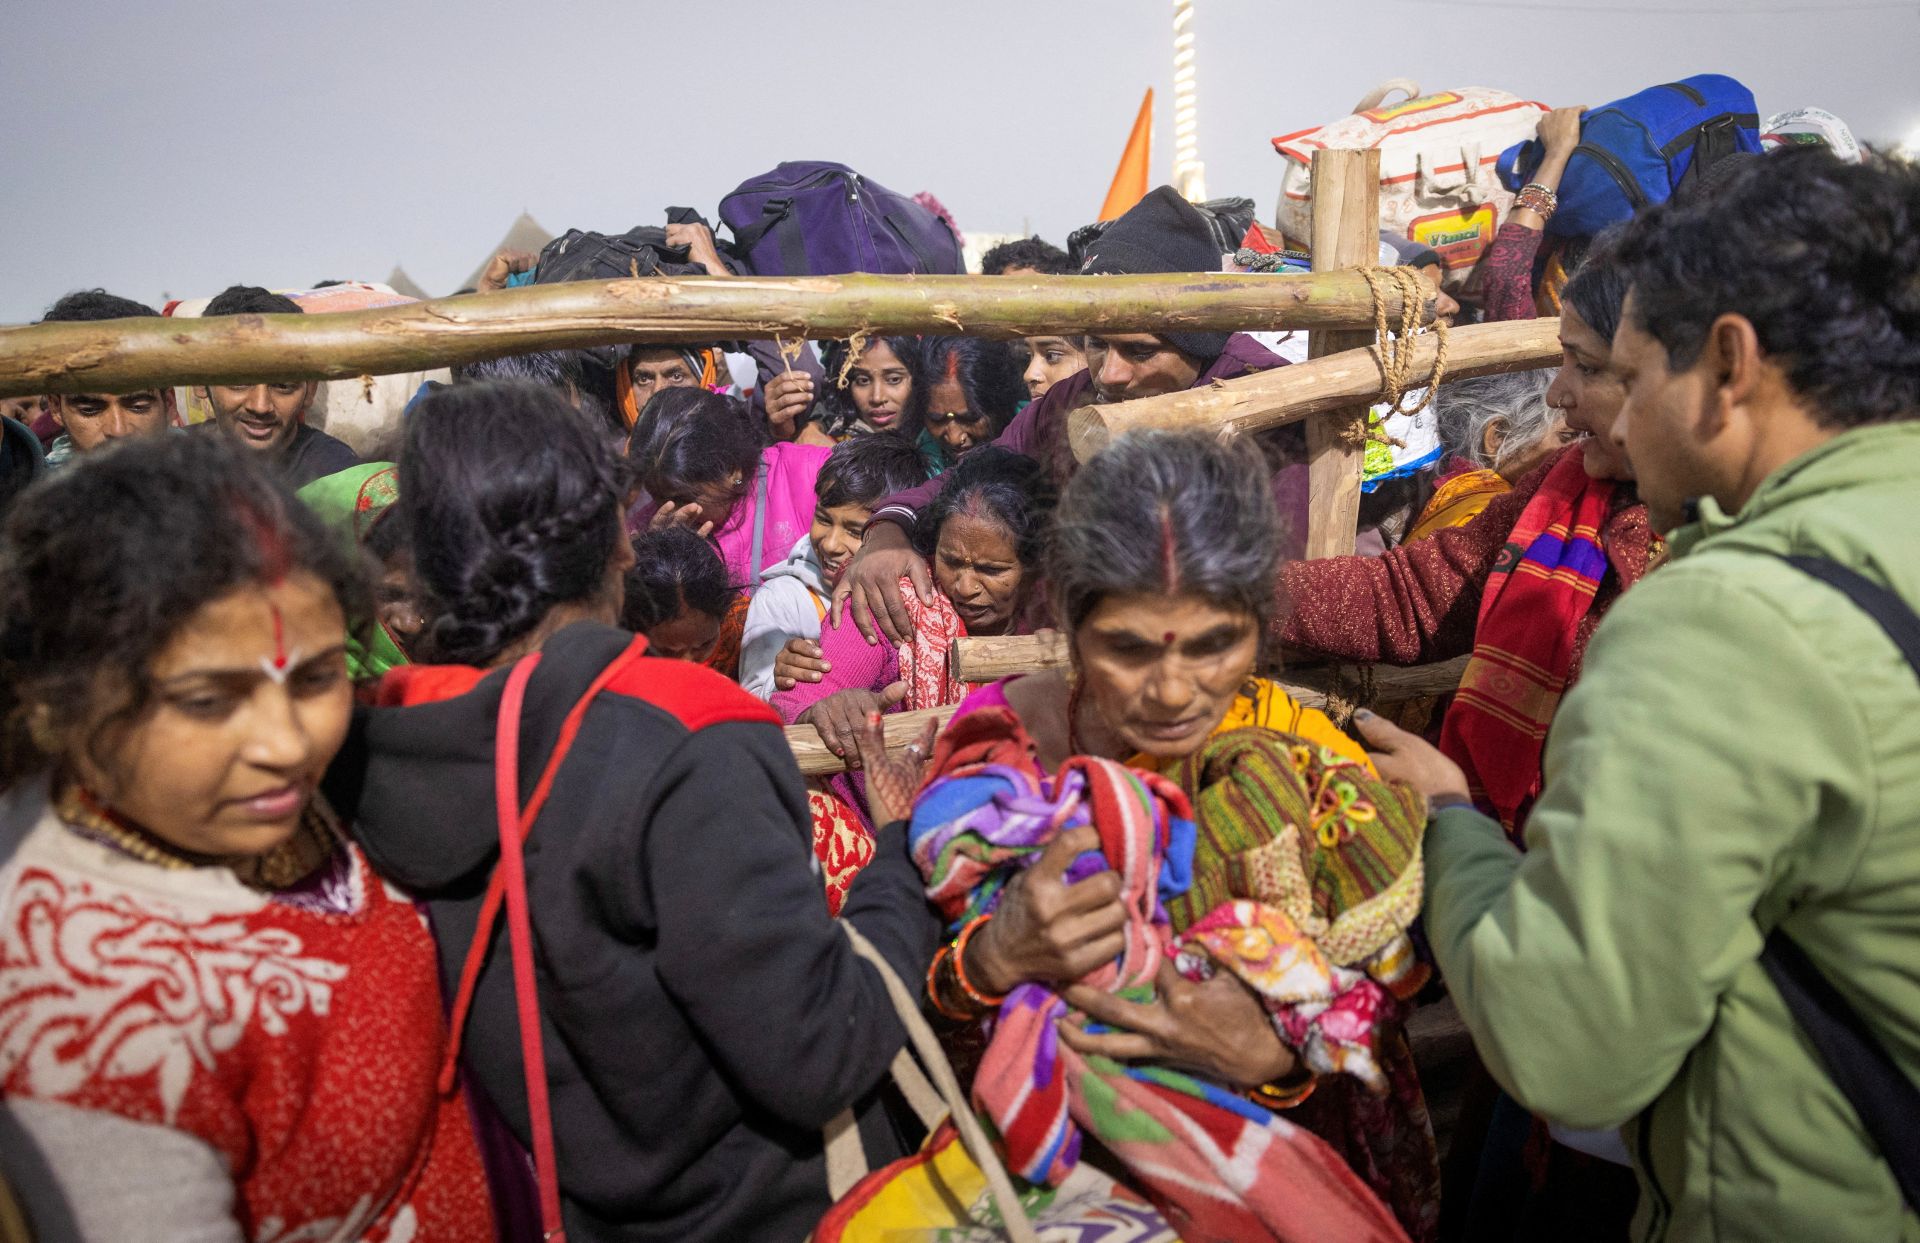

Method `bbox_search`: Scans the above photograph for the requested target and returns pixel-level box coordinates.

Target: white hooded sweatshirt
[740,535,831,700]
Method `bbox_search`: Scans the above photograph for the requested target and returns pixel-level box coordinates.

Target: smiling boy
[739,433,925,699]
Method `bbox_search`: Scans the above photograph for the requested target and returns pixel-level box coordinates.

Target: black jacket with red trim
[325,621,939,1243]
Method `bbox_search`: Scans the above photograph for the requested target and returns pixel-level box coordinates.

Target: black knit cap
[1079,185,1231,362]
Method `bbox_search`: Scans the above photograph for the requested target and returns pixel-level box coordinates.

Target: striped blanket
[908,708,1408,1242]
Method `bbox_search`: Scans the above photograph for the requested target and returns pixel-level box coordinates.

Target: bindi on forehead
[149,575,343,685]
[257,602,304,684]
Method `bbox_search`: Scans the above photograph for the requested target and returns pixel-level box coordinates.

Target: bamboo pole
[786,705,962,777]
[0,270,1427,398]
[1285,655,1469,706]
[948,632,1070,683]
[1303,149,1382,560]
[787,655,1472,774]
[1068,318,1561,462]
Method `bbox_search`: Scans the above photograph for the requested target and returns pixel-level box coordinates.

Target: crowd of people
[0,104,1915,1243]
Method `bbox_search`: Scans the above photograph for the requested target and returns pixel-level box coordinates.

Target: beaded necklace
[55,783,339,892]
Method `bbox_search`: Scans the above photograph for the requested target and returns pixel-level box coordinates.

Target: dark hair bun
[402,380,623,665]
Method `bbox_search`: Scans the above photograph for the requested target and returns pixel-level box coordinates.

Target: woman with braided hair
[331,381,1113,1242]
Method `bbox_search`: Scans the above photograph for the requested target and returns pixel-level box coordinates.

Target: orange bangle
[1249,1072,1317,1110]
[925,945,975,1022]
[951,915,1008,1009]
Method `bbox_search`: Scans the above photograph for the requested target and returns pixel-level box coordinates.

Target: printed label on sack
[1361,91,1464,124]
[1409,203,1498,270]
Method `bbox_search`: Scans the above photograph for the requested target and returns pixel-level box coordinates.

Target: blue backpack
[1498,74,1762,237]
[718,161,964,277]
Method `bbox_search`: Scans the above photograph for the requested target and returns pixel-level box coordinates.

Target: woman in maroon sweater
[1277,239,1655,839]
[1479,106,1585,324]
[1289,229,1655,1243]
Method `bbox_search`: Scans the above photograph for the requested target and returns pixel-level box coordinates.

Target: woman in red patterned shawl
[0,434,492,1241]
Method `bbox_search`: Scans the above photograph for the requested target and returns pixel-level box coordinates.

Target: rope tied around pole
[834,330,871,389]
[1359,266,1450,418]
[1318,662,1379,732]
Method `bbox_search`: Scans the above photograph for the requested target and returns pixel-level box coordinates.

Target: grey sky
[3,0,1916,323]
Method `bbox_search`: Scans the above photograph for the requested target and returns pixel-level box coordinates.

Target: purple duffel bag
[719,161,964,277]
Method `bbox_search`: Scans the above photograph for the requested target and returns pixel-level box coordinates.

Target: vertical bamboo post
[1303,148,1382,559]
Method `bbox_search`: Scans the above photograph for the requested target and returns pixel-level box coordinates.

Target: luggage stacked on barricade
[719,161,964,276]
[1272,80,1549,293]
[1066,195,1257,271]
[529,218,721,285]
[1498,73,1762,237]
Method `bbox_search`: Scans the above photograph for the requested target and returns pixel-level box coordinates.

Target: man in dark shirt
[34,290,177,470]
[196,285,360,488]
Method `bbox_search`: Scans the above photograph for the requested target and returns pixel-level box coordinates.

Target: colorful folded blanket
[1174,900,1394,1091]
[909,708,1409,1242]
[1172,729,1429,999]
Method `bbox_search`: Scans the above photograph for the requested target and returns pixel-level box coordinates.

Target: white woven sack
[1273,80,1548,289]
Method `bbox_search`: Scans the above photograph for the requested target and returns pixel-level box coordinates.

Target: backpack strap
[439,634,650,1241]
[727,196,793,257]
[730,194,813,277]
[745,462,772,588]
[1762,553,1920,1214]
[1779,555,1920,676]
[880,209,945,276]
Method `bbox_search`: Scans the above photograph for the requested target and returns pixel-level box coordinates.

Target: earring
[26,704,59,754]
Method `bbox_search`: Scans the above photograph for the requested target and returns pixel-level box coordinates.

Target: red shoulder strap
[439,634,648,1242]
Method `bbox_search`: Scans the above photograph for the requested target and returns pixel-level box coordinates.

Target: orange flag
[1099,88,1154,222]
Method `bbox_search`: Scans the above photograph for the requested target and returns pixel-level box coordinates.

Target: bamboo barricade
[1304,148,1382,560]
[0,269,1432,398]
[0,147,1524,779]
[1068,318,1561,462]
[947,633,1470,703]
[787,706,964,778]
[785,646,1473,776]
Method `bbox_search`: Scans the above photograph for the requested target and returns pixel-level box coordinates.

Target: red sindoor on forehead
[1157,506,1181,595]
[269,602,289,672]
[232,492,293,587]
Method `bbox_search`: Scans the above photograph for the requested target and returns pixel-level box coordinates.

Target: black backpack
[531,209,734,286]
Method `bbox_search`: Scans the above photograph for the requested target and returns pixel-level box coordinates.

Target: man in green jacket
[1359,148,1920,1241]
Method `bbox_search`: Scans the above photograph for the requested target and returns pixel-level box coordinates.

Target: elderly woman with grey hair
[1406,369,1577,542]
[853,429,1440,1237]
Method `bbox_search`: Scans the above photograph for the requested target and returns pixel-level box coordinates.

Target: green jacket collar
[1665,421,1920,559]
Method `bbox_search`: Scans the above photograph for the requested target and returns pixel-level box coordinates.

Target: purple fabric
[719,161,964,277]
[951,678,1015,720]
